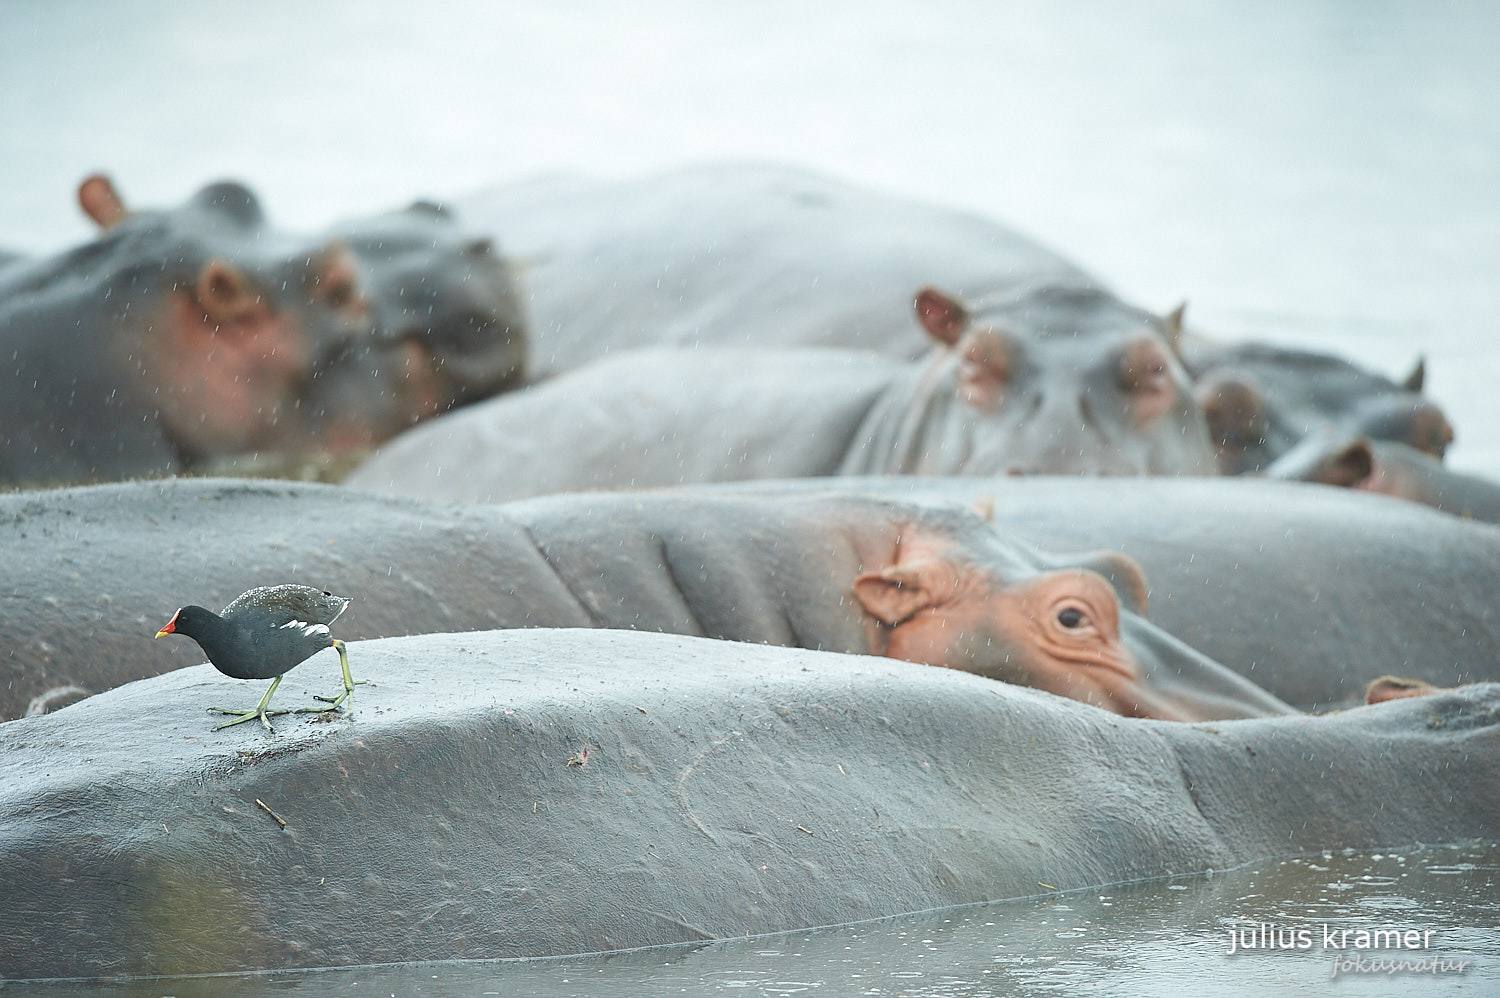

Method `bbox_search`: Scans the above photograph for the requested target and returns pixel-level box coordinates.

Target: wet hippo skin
[0,628,1494,980]
[0,479,1286,724]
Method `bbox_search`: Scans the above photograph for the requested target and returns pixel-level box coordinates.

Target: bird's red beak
[154,609,180,639]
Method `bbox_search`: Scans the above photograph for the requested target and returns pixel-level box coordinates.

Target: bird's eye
[1057,608,1086,628]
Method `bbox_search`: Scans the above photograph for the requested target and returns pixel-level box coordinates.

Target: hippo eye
[1057,607,1086,628]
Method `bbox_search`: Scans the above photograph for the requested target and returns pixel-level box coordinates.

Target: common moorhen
[155,585,362,731]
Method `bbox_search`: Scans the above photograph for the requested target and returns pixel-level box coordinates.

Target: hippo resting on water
[0,479,1288,724]
[345,283,1215,499]
[0,176,527,488]
[7,477,1500,721]
[1,627,1496,980]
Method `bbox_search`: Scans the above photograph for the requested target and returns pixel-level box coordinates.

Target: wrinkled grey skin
[345,300,1216,501]
[1186,340,1451,475]
[1268,432,1500,523]
[0,478,1285,723]
[0,628,1494,980]
[459,163,1103,372]
[709,476,1500,708]
[315,200,530,446]
[0,179,379,488]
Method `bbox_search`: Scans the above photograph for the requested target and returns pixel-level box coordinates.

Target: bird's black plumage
[156,585,360,731]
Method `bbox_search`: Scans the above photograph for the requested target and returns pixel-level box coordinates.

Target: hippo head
[908,285,1215,476]
[74,175,377,461]
[321,201,529,426]
[844,504,1294,721]
[1191,347,1450,475]
[847,509,1164,716]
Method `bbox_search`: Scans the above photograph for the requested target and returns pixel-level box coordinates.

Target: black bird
[155,585,361,731]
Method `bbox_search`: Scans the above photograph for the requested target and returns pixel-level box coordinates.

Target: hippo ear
[78,174,129,229]
[196,260,261,326]
[1060,550,1149,616]
[310,245,365,312]
[1402,357,1426,393]
[852,563,943,626]
[1365,675,1438,705]
[913,286,969,347]
[1160,301,1187,353]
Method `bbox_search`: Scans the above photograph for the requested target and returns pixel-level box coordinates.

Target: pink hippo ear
[78,174,130,229]
[852,562,947,626]
[913,286,970,347]
[195,260,262,327]
[1055,550,1150,616]
[1365,675,1441,704]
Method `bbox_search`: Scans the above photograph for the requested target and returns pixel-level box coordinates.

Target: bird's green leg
[210,676,292,732]
[304,639,366,712]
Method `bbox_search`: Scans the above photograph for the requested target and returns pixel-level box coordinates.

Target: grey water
[11,843,1498,996]
[1,1,1497,993]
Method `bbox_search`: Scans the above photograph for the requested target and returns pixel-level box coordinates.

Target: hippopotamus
[705,476,1500,708]
[1185,340,1450,475]
[1,627,1495,979]
[1266,432,1500,523]
[0,478,1285,724]
[0,176,378,487]
[345,286,1215,499]
[277,200,529,451]
[458,163,1114,373]
[57,177,532,468]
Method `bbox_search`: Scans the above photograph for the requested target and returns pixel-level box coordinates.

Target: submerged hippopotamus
[1186,340,1450,475]
[345,285,1214,499]
[0,478,1284,723]
[458,163,1110,372]
[0,176,375,486]
[708,476,1500,708]
[1,627,1495,979]
[1266,432,1500,523]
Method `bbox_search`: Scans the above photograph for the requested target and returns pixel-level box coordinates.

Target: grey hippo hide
[0,478,1287,724]
[344,284,1214,499]
[458,163,1118,373]
[0,176,375,488]
[0,628,1496,980]
[708,476,1500,709]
